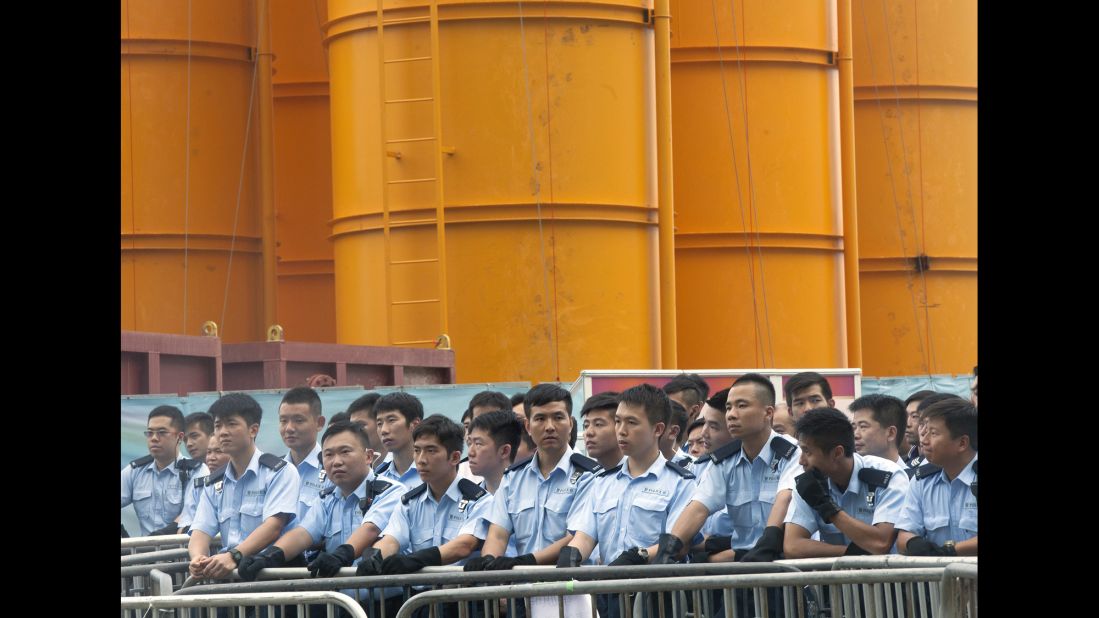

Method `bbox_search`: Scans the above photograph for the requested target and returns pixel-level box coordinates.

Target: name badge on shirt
[553,487,575,495]
[641,488,670,497]
[246,489,266,497]
[448,513,465,522]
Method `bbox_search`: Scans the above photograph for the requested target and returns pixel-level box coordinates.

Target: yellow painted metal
[270,0,337,343]
[655,0,677,369]
[838,0,863,369]
[326,0,659,383]
[670,0,847,369]
[258,0,279,333]
[852,0,977,376]
[121,0,263,342]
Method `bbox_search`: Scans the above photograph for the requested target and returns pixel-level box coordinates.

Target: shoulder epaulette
[130,454,154,468]
[460,455,469,463]
[665,460,696,479]
[370,479,394,496]
[858,467,893,489]
[176,457,202,471]
[204,468,226,486]
[597,464,623,477]
[569,452,602,474]
[376,460,392,474]
[675,457,691,469]
[193,475,208,488]
[401,483,429,504]
[506,455,534,474]
[320,485,337,498]
[914,463,942,480]
[904,467,917,479]
[971,460,978,475]
[709,439,744,463]
[258,453,288,471]
[458,478,488,502]
[769,436,798,460]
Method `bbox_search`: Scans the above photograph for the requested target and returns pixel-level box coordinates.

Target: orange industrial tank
[325,0,660,383]
[852,0,977,376]
[121,0,263,342]
[270,0,337,343]
[670,0,848,369]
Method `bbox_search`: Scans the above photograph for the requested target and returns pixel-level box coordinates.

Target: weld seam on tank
[121,39,253,63]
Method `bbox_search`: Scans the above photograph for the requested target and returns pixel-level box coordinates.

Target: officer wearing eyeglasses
[121,405,208,536]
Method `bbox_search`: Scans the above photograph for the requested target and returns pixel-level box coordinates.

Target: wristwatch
[942,540,956,555]
[634,547,649,561]
[228,548,244,564]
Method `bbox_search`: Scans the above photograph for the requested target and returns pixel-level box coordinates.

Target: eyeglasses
[144,429,177,439]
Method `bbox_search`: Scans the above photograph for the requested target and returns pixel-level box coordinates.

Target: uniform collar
[533,445,574,480]
[226,449,263,482]
[345,475,371,501]
[285,442,323,470]
[618,452,667,479]
[956,453,978,486]
[440,474,464,504]
[837,453,866,496]
[734,430,782,466]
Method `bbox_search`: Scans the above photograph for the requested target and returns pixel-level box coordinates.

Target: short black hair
[904,390,938,408]
[209,393,263,427]
[149,405,185,432]
[683,373,711,400]
[322,420,372,450]
[686,417,706,437]
[347,392,382,419]
[469,390,512,414]
[412,414,465,455]
[705,387,730,411]
[328,411,351,426]
[618,383,671,428]
[795,407,855,457]
[731,373,776,406]
[524,383,572,417]
[469,410,523,463]
[569,415,578,447]
[510,392,527,408]
[784,372,832,405]
[461,408,473,423]
[849,394,907,448]
[281,386,322,417]
[580,392,620,418]
[663,378,702,409]
[184,412,214,435]
[668,400,688,440]
[921,398,978,450]
[374,391,424,423]
[519,424,535,451]
[916,392,962,415]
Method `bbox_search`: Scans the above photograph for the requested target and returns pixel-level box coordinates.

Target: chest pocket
[131,477,154,521]
[165,477,184,507]
[923,512,950,536]
[758,469,781,505]
[510,495,538,544]
[627,495,670,547]
[729,490,758,531]
[543,492,574,542]
[239,488,266,532]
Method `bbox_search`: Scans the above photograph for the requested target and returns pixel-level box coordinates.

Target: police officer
[373,392,425,487]
[121,405,207,536]
[783,408,909,557]
[686,388,736,564]
[187,393,300,579]
[850,394,909,468]
[465,384,600,571]
[277,387,330,522]
[178,434,230,533]
[896,398,978,556]
[236,420,406,580]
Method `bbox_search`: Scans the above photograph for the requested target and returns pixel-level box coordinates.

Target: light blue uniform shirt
[487,447,599,556]
[294,471,406,555]
[687,456,732,538]
[176,462,213,530]
[190,449,301,551]
[685,431,801,549]
[895,454,978,546]
[121,455,204,536]
[478,479,519,557]
[785,454,909,548]
[284,443,331,521]
[569,454,696,563]
[380,475,494,565]
[377,451,422,488]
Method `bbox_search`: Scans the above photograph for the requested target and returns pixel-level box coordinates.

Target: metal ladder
[377,0,450,347]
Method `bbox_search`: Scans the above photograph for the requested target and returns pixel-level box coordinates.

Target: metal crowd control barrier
[391,568,952,618]
[120,591,369,618]
[940,563,978,618]
[122,561,192,597]
[121,534,192,555]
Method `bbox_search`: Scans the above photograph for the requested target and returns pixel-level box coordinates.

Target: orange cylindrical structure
[852,0,977,376]
[270,0,337,343]
[326,0,659,383]
[121,0,263,342]
[670,0,847,369]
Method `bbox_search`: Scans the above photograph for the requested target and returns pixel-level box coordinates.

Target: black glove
[703,535,732,554]
[381,547,442,575]
[486,553,537,570]
[355,547,384,576]
[844,542,871,556]
[795,469,841,523]
[741,526,784,562]
[689,549,710,564]
[463,554,496,571]
[556,546,582,568]
[608,547,648,567]
[238,547,286,582]
[150,522,180,536]
[905,536,953,556]
[652,533,684,564]
[307,543,355,578]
